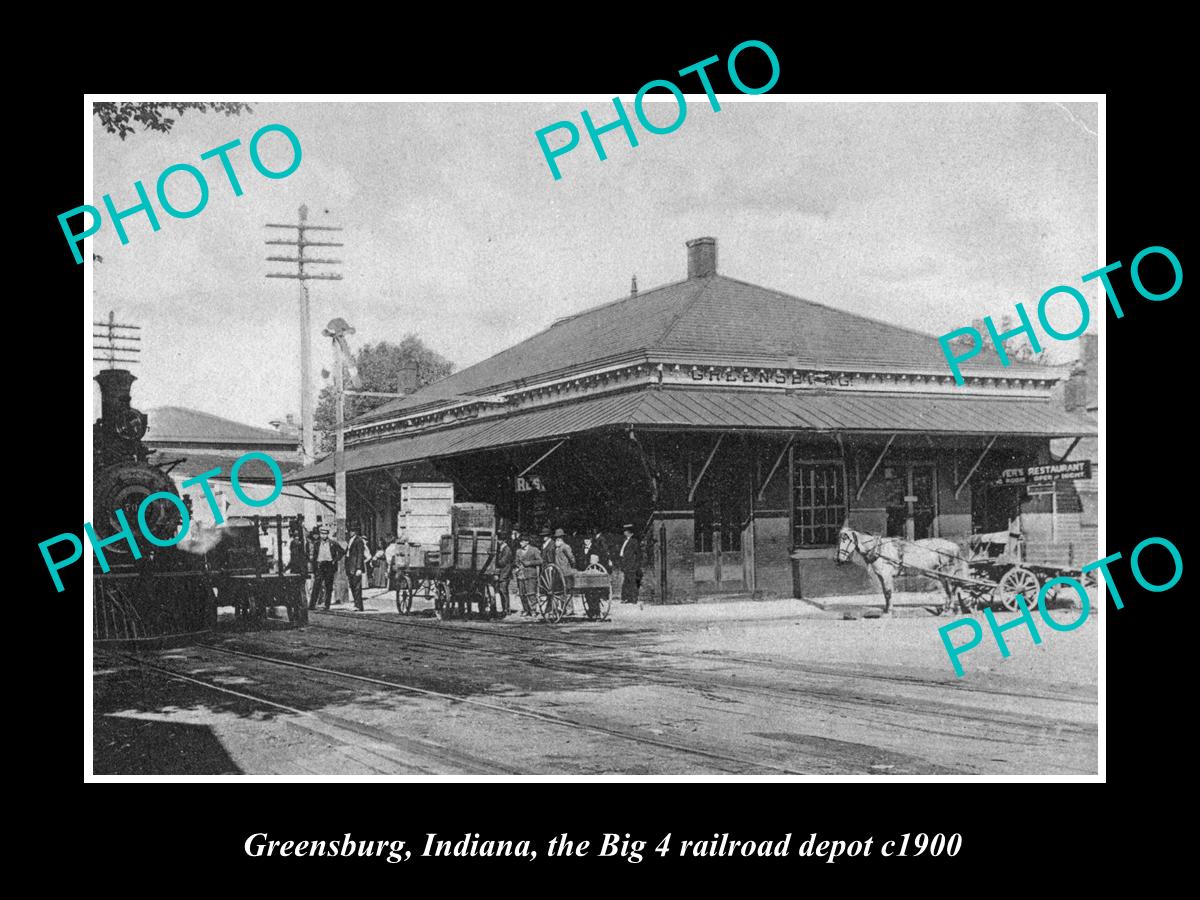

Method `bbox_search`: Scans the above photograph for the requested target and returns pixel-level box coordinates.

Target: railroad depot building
[288,238,1096,602]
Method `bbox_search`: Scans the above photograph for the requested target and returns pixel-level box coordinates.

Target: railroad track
[109,643,810,775]
[304,612,1097,744]
[312,608,1097,708]
[94,649,510,775]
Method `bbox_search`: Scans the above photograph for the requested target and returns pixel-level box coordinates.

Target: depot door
[693,454,747,590]
[884,464,937,540]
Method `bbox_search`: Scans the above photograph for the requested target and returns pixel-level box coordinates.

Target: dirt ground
[91,587,1098,776]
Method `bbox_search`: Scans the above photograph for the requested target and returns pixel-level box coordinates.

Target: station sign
[515,475,546,492]
[994,460,1091,486]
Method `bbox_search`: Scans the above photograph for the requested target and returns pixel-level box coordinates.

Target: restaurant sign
[994,460,1091,486]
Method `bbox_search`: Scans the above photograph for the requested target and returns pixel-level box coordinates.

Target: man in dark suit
[344,524,370,611]
[287,524,308,576]
[494,532,514,616]
[540,527,555,565]
[309,526,345,610]
[618,523,641,604]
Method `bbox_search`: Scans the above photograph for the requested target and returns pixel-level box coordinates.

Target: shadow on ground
[93,715,242,775]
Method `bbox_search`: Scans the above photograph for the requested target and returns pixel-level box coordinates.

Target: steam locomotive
[92,369,306,643]
[93,368,183,544]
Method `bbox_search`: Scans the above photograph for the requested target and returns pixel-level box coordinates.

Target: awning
[286,387,1096,483]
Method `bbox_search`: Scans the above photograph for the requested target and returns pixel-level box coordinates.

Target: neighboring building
[144,406,333,528]
[289,238,1095,602]
[1037,332,1098,567]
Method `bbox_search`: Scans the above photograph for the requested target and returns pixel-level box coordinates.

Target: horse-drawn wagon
[392,501,501,619]
[960,525,1094,613]
[836,521,1094,616]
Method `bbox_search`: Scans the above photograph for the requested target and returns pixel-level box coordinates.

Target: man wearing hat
[540,527,555,566]
[516,533,541,616]
[494,530,515,616]
[344,524,370,612]
[553,528,576,573]
[287,522,309,577]
[618,523,642,604]
[309,525,345,610]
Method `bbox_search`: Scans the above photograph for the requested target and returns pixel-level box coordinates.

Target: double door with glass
[884,464,937,540]
[693,455,747,589]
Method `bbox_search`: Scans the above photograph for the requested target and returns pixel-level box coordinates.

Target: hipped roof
[358,273,1051,424]
[145,406,297,448]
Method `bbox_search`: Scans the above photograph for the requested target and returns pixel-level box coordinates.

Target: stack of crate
[396,483,454,567]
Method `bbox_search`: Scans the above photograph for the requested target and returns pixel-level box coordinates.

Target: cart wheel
[582,563,611,620]
[434,580,449,620]
[995,567,1041,612]
[395,574,414,615]
[539,564,567,623]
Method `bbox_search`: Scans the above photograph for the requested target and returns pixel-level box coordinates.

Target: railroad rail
[297,615,1096,749]
[309,609,1098,708]
[101,645,809,775]
[95,649,509,775]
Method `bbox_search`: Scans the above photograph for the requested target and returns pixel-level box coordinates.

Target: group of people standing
[492,523,643,617]
[287,518,644,618]
[288,522,371,612]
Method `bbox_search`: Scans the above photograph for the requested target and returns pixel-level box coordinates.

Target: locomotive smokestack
[94,369,136,434]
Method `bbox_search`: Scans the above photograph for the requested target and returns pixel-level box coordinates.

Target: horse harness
[850,531,900,567]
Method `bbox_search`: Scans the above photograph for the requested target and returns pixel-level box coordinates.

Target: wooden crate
[572,571,611,589]
[400,482,454,514]
[446,529,497,572]
[451,502,496,532]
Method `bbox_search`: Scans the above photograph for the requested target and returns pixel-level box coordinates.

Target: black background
[28,25,1185,887]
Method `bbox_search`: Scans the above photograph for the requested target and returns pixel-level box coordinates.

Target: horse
[835,523,969,615]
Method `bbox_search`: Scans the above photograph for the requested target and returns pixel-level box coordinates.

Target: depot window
[793,462,846,547]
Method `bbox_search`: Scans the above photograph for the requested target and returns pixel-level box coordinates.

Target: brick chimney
[398,360,420,395]
[1063,332,1098,413]
[686,237,717,279]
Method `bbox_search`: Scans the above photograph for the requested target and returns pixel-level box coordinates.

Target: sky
[90,99,1099,429]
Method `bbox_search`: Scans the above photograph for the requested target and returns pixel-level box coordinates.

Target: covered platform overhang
[284,387,1096,485]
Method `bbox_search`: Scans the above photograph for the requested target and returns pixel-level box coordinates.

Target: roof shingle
[145,406,298,447]
[359,273,1050,423]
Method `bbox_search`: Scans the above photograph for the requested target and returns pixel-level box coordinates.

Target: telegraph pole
[92,311,141,369]
[265,205,343,531]
[264,205,344,467]
[333,333,347,540]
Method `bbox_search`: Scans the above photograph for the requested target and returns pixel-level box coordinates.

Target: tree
[947,315,1043,365]
[315,336,456,453]
[91,103,253,262]
[94,102,253,140]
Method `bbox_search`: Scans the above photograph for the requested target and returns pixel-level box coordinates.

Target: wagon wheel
[395,573,414,615]
[994,566,1041,612]
[583,563,611,620]
[539,563,567,623]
